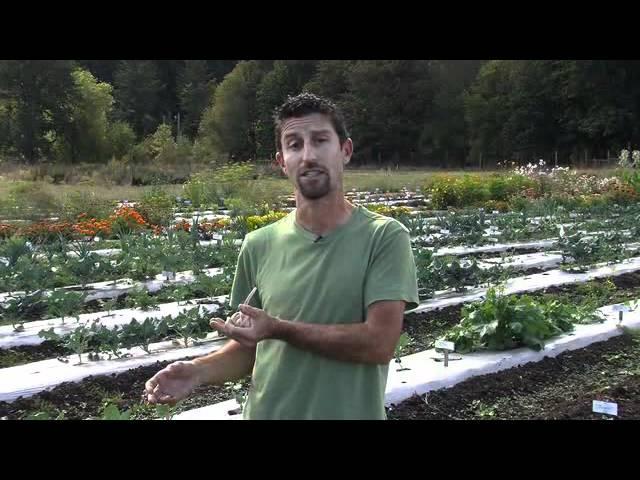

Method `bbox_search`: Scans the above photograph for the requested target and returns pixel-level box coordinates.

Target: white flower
[620,149,630,161]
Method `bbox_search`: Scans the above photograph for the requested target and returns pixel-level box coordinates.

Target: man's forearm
[271,320,392,365]
[192,340,255,386]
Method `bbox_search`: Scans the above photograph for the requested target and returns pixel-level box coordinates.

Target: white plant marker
[434,339,456,367]
[592,400,618,417]
[612,304,631,324]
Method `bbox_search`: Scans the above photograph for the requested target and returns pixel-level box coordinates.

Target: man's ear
[276,151,287,174]
[342,138,353,165]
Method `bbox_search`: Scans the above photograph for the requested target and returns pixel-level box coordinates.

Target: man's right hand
[145,360,201,405]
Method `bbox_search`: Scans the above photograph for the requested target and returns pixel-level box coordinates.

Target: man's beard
[297,172,332,199]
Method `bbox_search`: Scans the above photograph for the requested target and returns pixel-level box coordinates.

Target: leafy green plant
[100,403,131,420]
[433,256,486,293]
[22,400,65,420]
[153,402,182,420]
[443,288,604,353]
[394,332,413,371]
[8,256,54,293]
[102,297,119,317]
[124,255,161,281]
[39,324,93,364]
[62,250,106,289]
[557,231,629,271]
[88,323,122,360]
[167,307,209,347]
[0,236,33,267]
[1,290,46,331]
[125,287,159,311]
[188,273,232,298]
[119,317,167,353]
[137,187,175,227]
[47,289,86,324]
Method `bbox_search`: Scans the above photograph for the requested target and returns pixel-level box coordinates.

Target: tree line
[1,59,639,168]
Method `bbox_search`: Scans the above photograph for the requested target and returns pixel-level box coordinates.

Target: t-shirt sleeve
[364,220,419,312]
[229,235,262,310]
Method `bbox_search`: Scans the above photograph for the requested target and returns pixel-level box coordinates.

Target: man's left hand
[210,304,279,347]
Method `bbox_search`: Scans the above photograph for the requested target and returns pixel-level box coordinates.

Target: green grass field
[0,165,621,220]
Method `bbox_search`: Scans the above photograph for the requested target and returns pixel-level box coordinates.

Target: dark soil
[387,333,640,420]
[403,306,463,354]
[0,355,249,420]
[530,271,640,305]
[0,341,69,368]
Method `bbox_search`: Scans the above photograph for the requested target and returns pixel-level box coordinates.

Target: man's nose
[302,143,316,161]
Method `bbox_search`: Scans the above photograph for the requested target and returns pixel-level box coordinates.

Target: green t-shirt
[229,205,419,420]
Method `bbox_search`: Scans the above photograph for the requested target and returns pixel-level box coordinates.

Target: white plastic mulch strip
[409,256,640,315]
[173,214,230,224]
[174,210,218,217]
[0,295,228,349]
[172,300,640,420]
[476,252,563,271]
[173,399,242,420]
[199,238,243,247]
[65,248,122,258]
[0,267,223,306]
[431,239,557,256]
[0,333,228,403]
[384,302,640,406]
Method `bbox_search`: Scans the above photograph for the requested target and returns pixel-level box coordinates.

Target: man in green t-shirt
[145,93,419,419]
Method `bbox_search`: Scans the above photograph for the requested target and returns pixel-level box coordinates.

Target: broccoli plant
[154,402,182,420]
[11,256,54,293]
[124,287,159,311]
[0,236,33,267]
[1,291,46,331]
[89,323,122,360]
[159,251,181,280]
[167,307,209,347]
[436,256,484,292]
[189,273,232,298]
[394,332,413,372]
[39,324,93,364]
[414,248,438,299]
[101,297,119,317]
[119,317,165,354]
[64,325,94,365]
[557,231,629,271]
[63,249,105,289]
[100,403,131,420]
[47,289,86,324]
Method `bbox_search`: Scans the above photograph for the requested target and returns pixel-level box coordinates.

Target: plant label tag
[592,400,618,416]
[162,271,176,281]
[435,340,455,351]
[612,304,630,313]
[212,234,223,241]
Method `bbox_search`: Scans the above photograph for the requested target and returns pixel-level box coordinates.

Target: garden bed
[387,333,640,420]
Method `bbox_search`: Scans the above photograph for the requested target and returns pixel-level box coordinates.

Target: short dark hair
[273,93,349,152]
